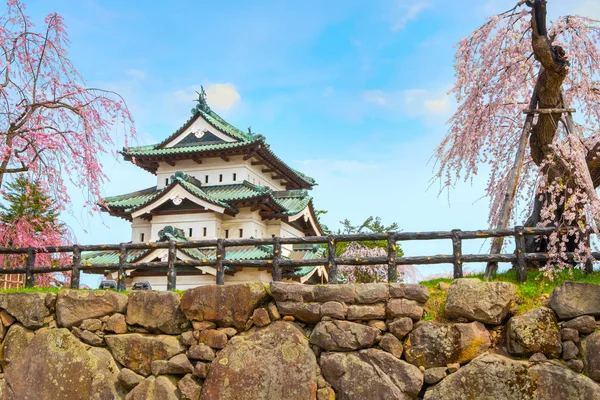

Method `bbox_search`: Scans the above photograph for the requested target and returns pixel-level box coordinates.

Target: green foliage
[0,175,62,232]
[335,216,404,257]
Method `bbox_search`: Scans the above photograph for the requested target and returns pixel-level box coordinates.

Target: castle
[83,88,327,289]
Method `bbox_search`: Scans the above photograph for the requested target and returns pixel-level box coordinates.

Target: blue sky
[23,0,600,282]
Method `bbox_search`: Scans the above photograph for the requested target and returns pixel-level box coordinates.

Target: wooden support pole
[452,229,463,279]
[271,237,282,281]
[25,248,35,288]
[387,232,398,283]
[514,226,527,282]
[117,244,127,292]
[523,107,575,114]
[71,245,81,289]
[216,239,225,285]
[486,95,539,280]
[327,235,338,283]
[167,241,177,290]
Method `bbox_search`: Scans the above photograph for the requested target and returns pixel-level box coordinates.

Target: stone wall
[0,279,600,399]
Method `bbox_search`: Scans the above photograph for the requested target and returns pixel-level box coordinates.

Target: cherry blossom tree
[0,1,135,283]
[0,175,71,286]
[435,0,600,277]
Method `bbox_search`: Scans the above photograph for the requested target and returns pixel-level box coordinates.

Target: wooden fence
[0,226,595,291]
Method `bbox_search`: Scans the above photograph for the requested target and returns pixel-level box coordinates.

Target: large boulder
[506,307,561,358]
[320,348,423,399]
[310,320,379,351]
[4,328,122,400]
[56,290,128,328]
[582,331,600,381]
[126,291,189,334]
[444,279,516,325]
[201,321,317,399]
[0,292,55,329]
[277,301,321,323]
[105,333,185,376]
[1,323,34,366]
[424,353,600,400]
[126,376,179,400]
[549,281,600,320]
[180,282,267,329]
[561,315,597,334]
[403,321,490,369]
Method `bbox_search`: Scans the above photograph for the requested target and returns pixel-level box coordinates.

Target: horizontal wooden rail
[0,226,595,290]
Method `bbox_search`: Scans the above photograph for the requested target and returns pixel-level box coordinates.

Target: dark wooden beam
[165,160,176,167]
[262,168,275,173]
[192,156,203,165]
[220,154,230,162]
[243,152,256,161]
[251,160,264,166]
[272,175,283,180]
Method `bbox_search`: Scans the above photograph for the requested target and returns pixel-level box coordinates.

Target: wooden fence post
[387,232,398,283]
[514,226,527,283]
[585,230,594,274]
[271,237,282,281]
[71,245,81,289]
[167,241,177,290]
[117,244,127,292]
[327,235,338,283]
[25,248,35,288]
[216,239,225,285]
[452,229,463,278]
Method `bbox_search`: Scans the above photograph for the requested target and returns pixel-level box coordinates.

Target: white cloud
[363,88,453,117]
[170,83,241,113]
[125,69,147,80]
[364,90,388,106]
[204,83,242,111]
[392,1,431,31]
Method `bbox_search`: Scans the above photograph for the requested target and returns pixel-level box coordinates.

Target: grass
[0,287,63,294]
[420,268,600,322]
[0,287,131,295]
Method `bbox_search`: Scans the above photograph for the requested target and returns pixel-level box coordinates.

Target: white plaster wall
[221,208,267,238]
[156,156,285,190]
[150,213,223,241]
[131,218,152,242]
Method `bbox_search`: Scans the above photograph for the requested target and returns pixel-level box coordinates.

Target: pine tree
[0,175,69,287]
[0,175,62,235]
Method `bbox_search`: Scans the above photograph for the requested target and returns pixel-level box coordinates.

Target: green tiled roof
[103,172,313,218]
[125,140,252,157]
[121,104,316,188]
[102,187,158,209]
[273,190,313,216]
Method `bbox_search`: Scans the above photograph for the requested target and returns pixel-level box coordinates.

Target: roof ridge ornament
[192,86,210,115]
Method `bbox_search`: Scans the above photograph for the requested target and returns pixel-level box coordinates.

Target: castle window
[225,230,229,239]
[203,227,207,237]
[165,178,169,186]
[233,173,237,181]
[188,228,193,237]
[140,233,145,242]
[219,174,223,182]
[239,229,243,238]
[205,175,208,183]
